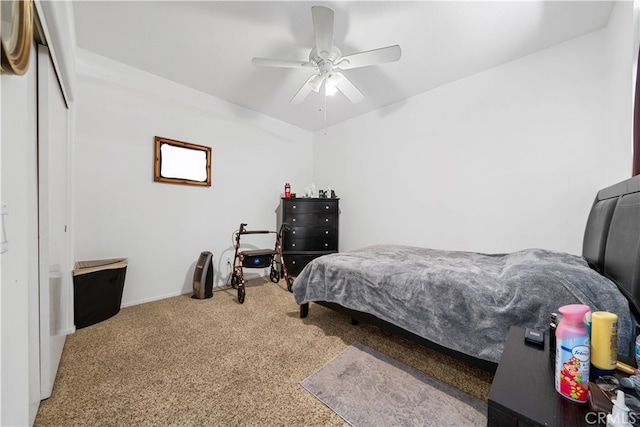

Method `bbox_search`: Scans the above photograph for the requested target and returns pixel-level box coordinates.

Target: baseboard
[61,326,76,335]
[121,291,184,308]
[122,273,268,308]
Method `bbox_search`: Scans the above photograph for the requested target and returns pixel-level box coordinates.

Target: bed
[292,175,640,373]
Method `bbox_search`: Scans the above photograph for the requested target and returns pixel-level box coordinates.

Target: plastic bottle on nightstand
[607,390,632,427]
[555,304,591,403]
[591,311,618,379]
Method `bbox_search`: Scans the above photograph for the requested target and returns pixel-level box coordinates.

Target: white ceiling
[72,1,615,132]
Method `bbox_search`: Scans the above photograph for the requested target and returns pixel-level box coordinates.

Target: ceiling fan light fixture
[308,74,324,92]
[251,5,401,105]
[324,73,338,96]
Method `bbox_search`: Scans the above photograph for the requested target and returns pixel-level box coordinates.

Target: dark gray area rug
[300,342,487,427]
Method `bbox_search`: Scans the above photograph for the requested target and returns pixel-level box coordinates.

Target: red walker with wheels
[230,223,293,304]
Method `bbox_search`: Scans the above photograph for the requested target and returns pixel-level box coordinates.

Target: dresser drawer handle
[325,218,329,222]
[293,205,297,209]
[292,260,296,264]
[325,205,329,209]
[325,231,329,234]
[292,243,296,247]
[292,218,296,222]
[324,243,329,247]
[292,231,296,234]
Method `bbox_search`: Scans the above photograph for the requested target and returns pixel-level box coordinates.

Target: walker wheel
[287,277,294,293]
[238,287,245,304]
[231,273,240,289]
[270,267,280,283]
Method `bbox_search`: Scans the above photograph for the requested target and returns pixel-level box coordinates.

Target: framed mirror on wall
[154,136,212,187]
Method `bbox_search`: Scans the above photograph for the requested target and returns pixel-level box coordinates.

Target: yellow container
[590,311,618,376]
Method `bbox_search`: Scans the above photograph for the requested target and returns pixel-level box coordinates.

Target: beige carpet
[35,277,493,426]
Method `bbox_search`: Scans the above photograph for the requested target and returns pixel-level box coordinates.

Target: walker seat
[240,249,276,268]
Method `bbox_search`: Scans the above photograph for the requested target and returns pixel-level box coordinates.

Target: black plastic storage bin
[73,258,128,329]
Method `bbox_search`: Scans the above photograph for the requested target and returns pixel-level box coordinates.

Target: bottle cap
[558,304,591,323]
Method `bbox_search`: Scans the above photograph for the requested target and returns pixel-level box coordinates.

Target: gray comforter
[293,245,635,363]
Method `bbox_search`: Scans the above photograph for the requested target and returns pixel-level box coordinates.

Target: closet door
[37,44,70,400]
[1,35,39,427]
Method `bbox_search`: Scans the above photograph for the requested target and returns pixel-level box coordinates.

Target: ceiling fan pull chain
[324,90,327,121]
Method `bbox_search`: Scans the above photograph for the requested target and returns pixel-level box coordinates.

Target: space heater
[192,251,213,299]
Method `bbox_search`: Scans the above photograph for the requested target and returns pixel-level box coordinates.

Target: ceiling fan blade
[290,75,316,104]
[252,57,312,69]
[337,45,402,70]
[311,6,334,59]
[330,72,364,104]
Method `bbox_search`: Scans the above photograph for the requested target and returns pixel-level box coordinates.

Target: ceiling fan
[251,5,402,104]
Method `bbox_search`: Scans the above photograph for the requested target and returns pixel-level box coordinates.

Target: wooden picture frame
[154,136,211,187]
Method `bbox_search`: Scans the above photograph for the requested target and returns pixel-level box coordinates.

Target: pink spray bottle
[555,304,591,403]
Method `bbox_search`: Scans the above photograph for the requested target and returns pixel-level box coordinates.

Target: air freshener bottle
[555,304,591,403]
[284,183,291,198]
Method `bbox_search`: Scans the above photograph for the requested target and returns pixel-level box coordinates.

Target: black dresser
[280,197,339,275]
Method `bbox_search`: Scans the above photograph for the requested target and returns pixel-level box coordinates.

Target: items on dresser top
[283,182,337,199]
[280,197,339,276]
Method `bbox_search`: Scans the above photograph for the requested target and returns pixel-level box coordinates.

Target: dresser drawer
[284,253,333,276]
[284,235,337,251]
[283,199,338,215]
[284,214,337,228]
[286,225,336,240]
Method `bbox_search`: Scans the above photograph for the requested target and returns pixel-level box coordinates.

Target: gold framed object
[1,0,34,75]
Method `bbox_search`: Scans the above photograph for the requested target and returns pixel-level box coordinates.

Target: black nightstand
[488,326,591,426]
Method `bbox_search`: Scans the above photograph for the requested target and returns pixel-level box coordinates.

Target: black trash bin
[73,258,128,329]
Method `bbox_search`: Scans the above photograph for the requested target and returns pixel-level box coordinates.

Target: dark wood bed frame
[299,174,640,374]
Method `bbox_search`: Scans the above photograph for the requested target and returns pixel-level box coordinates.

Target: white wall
[605,0,636,184]
[74,49,314,307]
[313,27,626,256]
